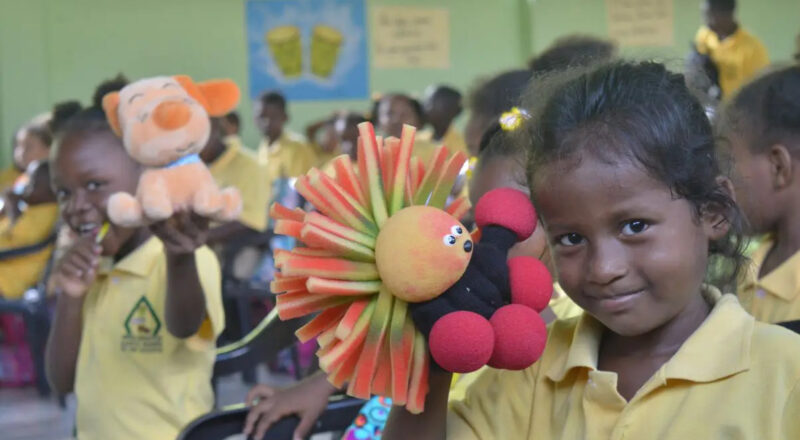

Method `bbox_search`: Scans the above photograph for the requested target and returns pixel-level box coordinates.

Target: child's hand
[52,236,102,298]
[150,211,209,256]
[243,378,335,440]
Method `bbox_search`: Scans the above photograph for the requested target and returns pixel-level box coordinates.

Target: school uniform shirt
[411,136,441,167]
[0,166,20,191]
[0,203,58,299]
[208,136,270,232]
[695,26,769,97]
[449,287,800,439]
[258,131,316,182]
[738,237,800,324]
[420,126,468,156]
[448,283,583,402]
[74,237,224,440]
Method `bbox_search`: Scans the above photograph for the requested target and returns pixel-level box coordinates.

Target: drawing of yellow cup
[265,25,302,78]
[310,25,343,78]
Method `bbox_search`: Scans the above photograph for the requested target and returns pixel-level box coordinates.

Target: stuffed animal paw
[410,188,552,372]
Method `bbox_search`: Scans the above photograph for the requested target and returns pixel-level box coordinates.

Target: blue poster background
[246,0,368,101]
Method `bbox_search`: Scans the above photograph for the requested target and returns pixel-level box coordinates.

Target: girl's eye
[86,181,102,191]
[557,233,584,247]
[56,189,68,200]
[442,235,457,246]
[621,220,649,236]
[450,225,463,236]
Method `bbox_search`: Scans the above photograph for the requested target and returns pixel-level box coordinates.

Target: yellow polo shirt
[258,131,316,181]
[695,26,769,97]
[449,288,800,439]
[448,283,582,401]
[738,238,800,323]
[0,203,58,299]
[208,136,270,232]
[74,237,224,440]
[420,127,468,155]
[0,166,21,192]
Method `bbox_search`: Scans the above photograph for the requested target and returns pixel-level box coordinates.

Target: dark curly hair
[521,60,746,285]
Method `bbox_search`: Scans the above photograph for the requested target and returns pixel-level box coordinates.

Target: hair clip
[499,107,531,132]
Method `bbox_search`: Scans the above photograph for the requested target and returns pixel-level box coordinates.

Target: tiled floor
[0,366,297,440]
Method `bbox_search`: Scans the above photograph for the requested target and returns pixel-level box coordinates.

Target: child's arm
[382,369,452,440]
[243,370,338,439]
[45,235,101,394]
[150,212,211,339]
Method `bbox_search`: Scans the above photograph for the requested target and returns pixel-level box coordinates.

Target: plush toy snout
[152,100,192,131]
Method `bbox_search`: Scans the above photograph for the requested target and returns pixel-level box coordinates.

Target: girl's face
[51,130,143,257]
[533,156,725,337]
[378,97,420,138]
[724,133,778,235]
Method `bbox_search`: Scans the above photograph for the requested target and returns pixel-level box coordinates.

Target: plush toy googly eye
[443,234,457,246]
[451,225,463,236]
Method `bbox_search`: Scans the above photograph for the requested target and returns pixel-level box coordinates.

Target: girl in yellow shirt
[383,61,800,439]
[721,66,800,323]
[45,108,224,440]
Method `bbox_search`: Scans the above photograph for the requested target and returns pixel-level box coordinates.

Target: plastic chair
[213,307,309,392]
[177,394,365,440]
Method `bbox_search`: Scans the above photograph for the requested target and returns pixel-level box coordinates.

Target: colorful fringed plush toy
[101,75,242,227]
[270,122,552,412]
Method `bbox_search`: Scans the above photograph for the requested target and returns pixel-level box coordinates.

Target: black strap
[0,232,57,260]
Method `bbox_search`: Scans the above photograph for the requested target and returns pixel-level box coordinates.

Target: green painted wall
[1,0,797,169]
[0,0,528,168]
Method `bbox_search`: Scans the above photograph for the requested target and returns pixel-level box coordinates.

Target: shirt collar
[208,137,241,173]
[546,286,752,384]
[743,237,800,301]
[110,236,162,278]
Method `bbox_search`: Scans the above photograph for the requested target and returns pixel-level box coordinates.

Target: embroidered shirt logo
[122,296,163,352]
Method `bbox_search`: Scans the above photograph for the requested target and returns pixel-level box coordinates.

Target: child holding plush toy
[44,104,224,439]
[382,61,800,439]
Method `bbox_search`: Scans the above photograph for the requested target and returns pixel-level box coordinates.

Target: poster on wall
[372,6,450,69]
[246,0,368,100]
[605,0,674,47]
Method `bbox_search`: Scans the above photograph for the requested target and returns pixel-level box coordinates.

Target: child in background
[334,111,367,161]
[376,93,438,164]
[256,90,316,182]
[44,109,224,440]
[201,117,270,241]
[1,114,53,193]
[0,130,23,191]
[221,111,242,139]
[0,161,58,299]
[720,65,800,323]
[420,85,467,154]
[305,116,341,169]
[383,61,800,439]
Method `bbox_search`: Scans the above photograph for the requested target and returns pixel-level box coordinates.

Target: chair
[0,232,57,397]
[213,307,309,390]
[177,394,365,440]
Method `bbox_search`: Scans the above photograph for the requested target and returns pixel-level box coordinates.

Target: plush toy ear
[102,92,122,137]
[196,79,241,117]
[173,75,210,111]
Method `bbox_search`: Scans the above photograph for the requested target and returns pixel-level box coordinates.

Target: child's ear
[196,79,240,117]
[703,175,735,240]
[102,92,122,136]
[768,143,794,189]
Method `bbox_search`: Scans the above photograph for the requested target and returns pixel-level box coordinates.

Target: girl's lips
[593,289,645,314]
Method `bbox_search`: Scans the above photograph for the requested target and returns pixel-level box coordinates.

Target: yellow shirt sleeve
[448,361,541,439]
[744,41,770,81]
[186,246,225,351]
[784,380,800,438]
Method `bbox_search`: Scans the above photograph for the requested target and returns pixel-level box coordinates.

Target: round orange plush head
[375,206,472,302]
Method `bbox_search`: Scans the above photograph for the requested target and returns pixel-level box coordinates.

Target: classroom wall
[0,0,528,168]
[0,0,797,169]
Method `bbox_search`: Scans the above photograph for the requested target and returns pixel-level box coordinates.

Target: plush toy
[270,122,552,412]
[101,75,242,227]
